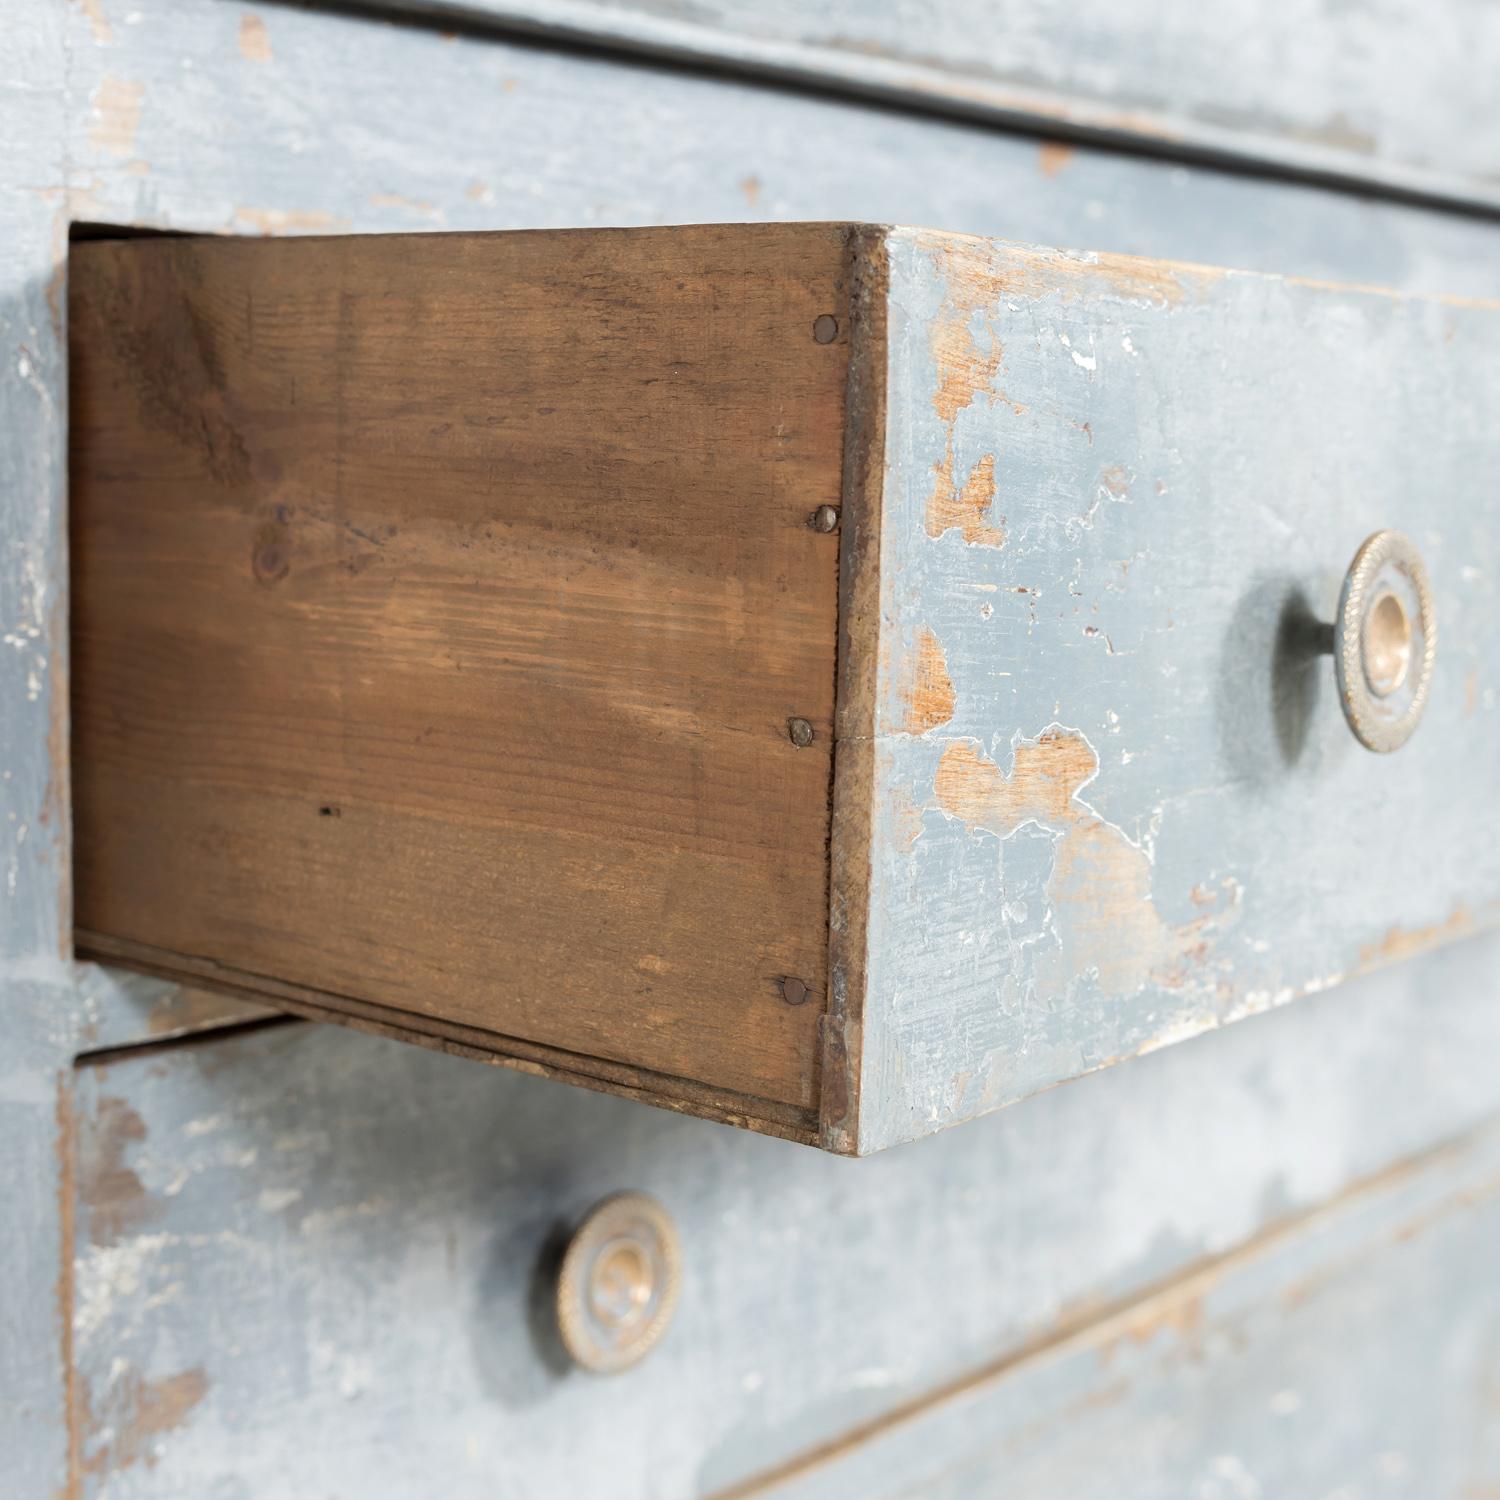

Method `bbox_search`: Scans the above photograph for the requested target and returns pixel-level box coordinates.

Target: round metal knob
[556,1192,680,1374]
[1333,530,1436,753]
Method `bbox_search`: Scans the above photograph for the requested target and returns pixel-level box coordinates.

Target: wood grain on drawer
[69,224,1500,1152]
[69,225,851,1136]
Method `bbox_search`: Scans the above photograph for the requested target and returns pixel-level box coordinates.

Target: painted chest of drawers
[3,1,1499,1495]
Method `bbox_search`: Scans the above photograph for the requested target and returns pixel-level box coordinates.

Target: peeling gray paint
[347,0,1500,212]
[853,230,1500,1151]
[2,0,1499,1491]
[64,940,1500,1496]
[0,4,75,1493]
[758,1112,1500,1498]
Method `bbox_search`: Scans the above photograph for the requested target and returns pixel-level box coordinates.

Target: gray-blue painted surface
[845,230,1500,1152]
[1,0,1498,1492]
[348,0,1500,212]
[1,3,74,1492]
[40,0,1500,1059]
[64,935,1500,1496]
[760,1113,1500,1498]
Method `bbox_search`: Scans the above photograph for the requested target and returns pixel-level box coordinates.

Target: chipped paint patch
[935,728,1097,832]
[238,12,273,63]
[1038,818,1214,999]
[74,0,114,45]
[231,207,347,235]
[901,627,956,733]
[1360,905,1475,968]
[929,451,1005,547]
[935,729,1233,1000]
[82,1367,208,1477]
[921,238,1040,554]
[370,193,444,221]
[88,77,143,158]
[1037,141,1076,178]
[930,308,1002,426]
[929,230,1221,311]
[78,1097,161,1247]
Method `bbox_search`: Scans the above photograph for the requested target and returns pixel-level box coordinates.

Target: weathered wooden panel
[70,223,1500,1151]
[70,226,849,1134]
[19,0,1495,1077]
[50,0,1500,1064]
[0,0,1497,1489]
[836,230,1500,1152]
[351,0,1500,210]
[62,0,1500,305]
[749,1113,1500,1499]
[0,4,76,1494]
[60,929,1500,1497]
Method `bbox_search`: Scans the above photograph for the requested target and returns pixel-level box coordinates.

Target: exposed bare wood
[70,224,851,1119]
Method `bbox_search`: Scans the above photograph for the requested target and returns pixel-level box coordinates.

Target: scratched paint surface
[31,0,1500,1062]
[0,4,78,1493]
[856,229,1500,1152]
[763,1117,1500,1499]
[2,0,1500,1491]
[63,939,1500,1497]
[355,0,1500,210]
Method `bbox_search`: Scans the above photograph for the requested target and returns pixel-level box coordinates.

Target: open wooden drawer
[69,224,1500,1154]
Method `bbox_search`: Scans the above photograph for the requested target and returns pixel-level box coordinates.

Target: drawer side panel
[69,224,851,1117]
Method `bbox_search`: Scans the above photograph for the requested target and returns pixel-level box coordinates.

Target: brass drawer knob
[1333,530,1436,753]
[556,1192,681,1373]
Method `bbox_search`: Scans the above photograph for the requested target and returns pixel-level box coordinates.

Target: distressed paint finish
[63,932,1500,1497]
[37,0,1500,1070]
[0,0,1493,1489]
[350,0,1500,211]
[850,230,1500,1152]
[0,4,79,1495]
[52,0,1500,306]
[74,971,276,1052]
[747,1115,1500,1499]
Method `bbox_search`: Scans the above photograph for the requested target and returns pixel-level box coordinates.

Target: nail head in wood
[809,505,840,533]
[812,314,839,344]
[787,717,815,747]
[780,977,811,1006]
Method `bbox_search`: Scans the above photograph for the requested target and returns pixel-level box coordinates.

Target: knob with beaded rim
[555,1192,681,1374]
[1332,529,1436,753]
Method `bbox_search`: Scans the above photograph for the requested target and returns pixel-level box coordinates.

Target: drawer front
[358,0,1500,210]
[840,230,1500,1151]
[753,1117,1500,1500]
[62,931,1500,1498]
